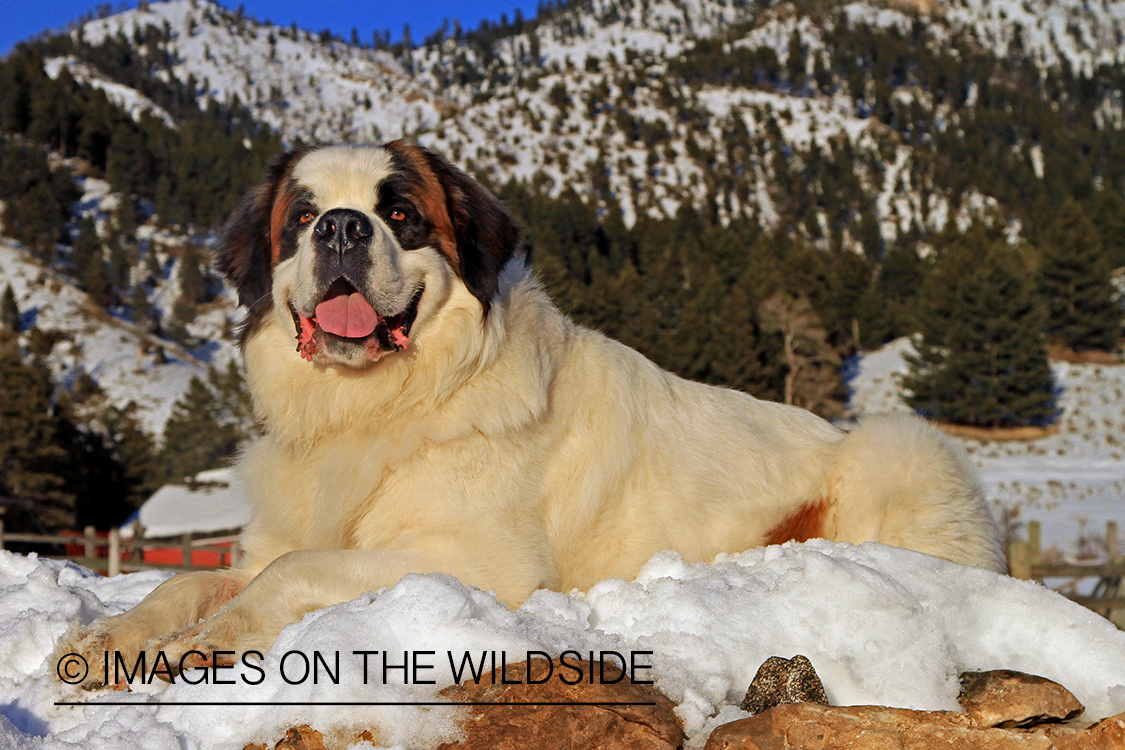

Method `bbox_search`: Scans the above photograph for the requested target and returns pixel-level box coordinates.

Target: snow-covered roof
[124,467,252,538]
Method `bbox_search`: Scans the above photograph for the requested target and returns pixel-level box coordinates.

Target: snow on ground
[1,543,1123,749]
[848,337,1125,557]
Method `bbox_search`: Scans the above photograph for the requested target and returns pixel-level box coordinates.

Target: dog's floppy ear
[215,149,307,313]
[424,151,525,309]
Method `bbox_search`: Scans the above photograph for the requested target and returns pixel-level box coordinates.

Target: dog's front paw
[139,610,263,681]
[53,569,254,690]
[54,613,155,690]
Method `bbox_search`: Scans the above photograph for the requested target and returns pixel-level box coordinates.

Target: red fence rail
[0,521,241,575]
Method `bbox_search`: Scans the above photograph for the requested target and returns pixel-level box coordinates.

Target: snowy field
[2,542,1124,749]
[849,338,1125,558]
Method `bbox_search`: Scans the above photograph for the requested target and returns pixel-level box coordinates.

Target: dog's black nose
[315,209,374,255]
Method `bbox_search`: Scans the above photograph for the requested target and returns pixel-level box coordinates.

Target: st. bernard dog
[60,141,1002,685]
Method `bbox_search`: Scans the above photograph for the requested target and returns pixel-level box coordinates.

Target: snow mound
[2,542,1123,748]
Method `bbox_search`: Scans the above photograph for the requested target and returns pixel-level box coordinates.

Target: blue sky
[4,0,543,56]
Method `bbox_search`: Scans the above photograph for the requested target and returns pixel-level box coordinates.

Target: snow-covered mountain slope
[43,57,177,129]
[849,338,1125,559]
[10,0,1125,450]
[471,0,750,70]
[57,0,1125,240]
[76,0,451,145]
[942,0,1125,75]
[0,171,241,438]
[0,237,202,436]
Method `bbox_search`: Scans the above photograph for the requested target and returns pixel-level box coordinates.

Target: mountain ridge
[0,0,1123,532]
[57,0,1125,238]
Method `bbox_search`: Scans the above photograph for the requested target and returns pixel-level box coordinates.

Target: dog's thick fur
[60,143,1002,683]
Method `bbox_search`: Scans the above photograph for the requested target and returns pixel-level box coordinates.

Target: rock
[704,703,1057,749]
[1053,712,1125,750]
[958,670,1085,728]
[739,654,828,714]
[246,727,381,750]
[436,657,684,750]
[272,725,327,750]
[1022,724,1082,741]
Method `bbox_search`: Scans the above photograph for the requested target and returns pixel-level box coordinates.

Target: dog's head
[216,141,523,369]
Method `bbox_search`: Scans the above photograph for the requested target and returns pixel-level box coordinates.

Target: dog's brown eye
[298,211,315,225]
[391,209,406,222]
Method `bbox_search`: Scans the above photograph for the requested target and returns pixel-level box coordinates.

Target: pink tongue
[315,293,378,338]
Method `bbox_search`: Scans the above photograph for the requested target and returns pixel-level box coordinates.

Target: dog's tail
[821,413,1005,572]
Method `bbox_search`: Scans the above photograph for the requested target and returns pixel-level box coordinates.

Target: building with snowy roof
[120,467,252,567]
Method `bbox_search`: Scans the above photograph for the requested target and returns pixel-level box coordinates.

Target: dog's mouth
[292,279,423,363]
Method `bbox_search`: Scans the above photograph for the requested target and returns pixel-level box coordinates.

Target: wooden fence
[1009,520,1124,623]
[2,517,1121,620]
[0,520,241,576]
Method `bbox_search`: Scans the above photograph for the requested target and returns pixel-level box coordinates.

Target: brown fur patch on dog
[269,179,298,265]
[383,139,459,264]
[765,499,828,546]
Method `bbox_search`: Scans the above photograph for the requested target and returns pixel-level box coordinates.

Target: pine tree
[80,248,110,307]
[903,228,1056,427]
[709,277,785,402]
[165,297,196,347]
[1037,200,1121,353]
[112,197,138,243]
[143,246,163,282]
[855,278,898,351]
[105,121,151,201]
[0,141,77,261]
[102,404,164,506]
[54,414,134,529]
[70,216,100,273]
[1,284,19,331]
[107,240,132,292]
[160,374,242,481]
[208,359,259,442]
[1090,189,1125,269]
[129,283,154,330]
[855,243,925,349]
[0,334,74,530]
[176,246,207,305]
